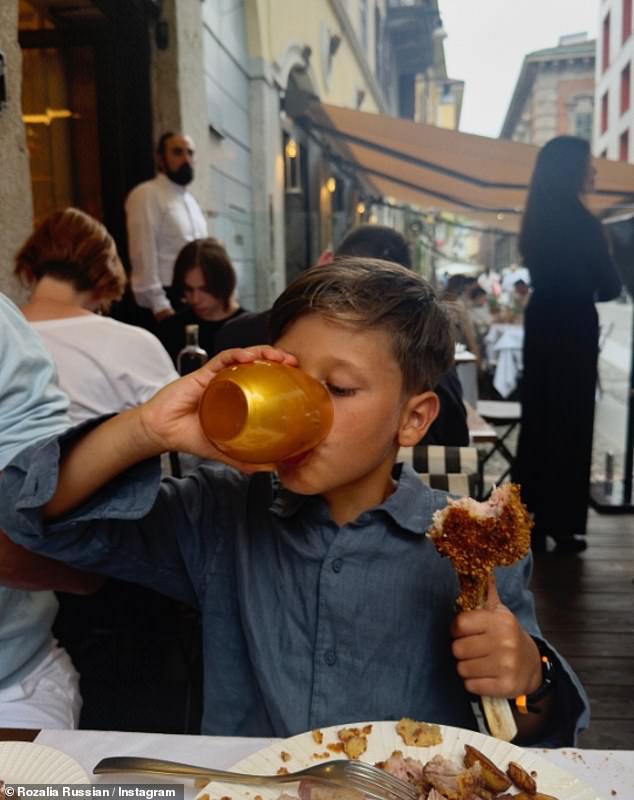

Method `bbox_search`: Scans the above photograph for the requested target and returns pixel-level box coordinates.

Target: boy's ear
[398,391,440,446]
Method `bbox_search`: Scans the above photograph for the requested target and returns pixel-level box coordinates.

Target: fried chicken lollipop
[427,483,533,611]
[426,483,534,741]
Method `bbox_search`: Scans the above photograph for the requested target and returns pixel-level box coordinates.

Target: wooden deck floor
[531,509,634,748]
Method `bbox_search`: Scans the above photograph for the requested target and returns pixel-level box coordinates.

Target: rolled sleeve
[0,420,199,606]
[496,557,589,746]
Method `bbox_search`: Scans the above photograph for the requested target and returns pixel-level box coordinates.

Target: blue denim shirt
[0,427,589,744]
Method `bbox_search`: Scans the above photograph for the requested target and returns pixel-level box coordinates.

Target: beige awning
[304,103,634,233]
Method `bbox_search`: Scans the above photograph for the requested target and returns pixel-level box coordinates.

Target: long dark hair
[172,238,236,310]
[520,135,593,261]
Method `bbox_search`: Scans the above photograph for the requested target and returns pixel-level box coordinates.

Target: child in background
[0,259,588,745]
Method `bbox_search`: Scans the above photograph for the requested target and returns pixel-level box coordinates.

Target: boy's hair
[270,257,454,394]
[172,238,236,310]
[14,207,125,307]
[335,224,412,267]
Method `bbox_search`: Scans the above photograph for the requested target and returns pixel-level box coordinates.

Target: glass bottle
[177,324,208,375]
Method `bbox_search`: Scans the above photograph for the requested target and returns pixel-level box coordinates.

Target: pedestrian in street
[125,131,208,322]
[512,136,622,553]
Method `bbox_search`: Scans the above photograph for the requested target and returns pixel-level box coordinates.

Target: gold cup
[198,360,333,464]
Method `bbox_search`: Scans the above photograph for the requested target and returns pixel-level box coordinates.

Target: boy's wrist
[122,407,167,460]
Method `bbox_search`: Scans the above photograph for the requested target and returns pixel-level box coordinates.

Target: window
[603,13,611,71]
[622,62,631,114]
[575,111,593,141]
[601,90,609,133]
[624,0,633,43]
[620,129,630,161]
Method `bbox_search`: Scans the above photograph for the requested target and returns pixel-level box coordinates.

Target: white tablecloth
[34,729,633,800]
[455,349,478,407]
[485,324,524,398]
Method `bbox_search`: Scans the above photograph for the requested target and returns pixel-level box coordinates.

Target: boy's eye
[326,382,356,398]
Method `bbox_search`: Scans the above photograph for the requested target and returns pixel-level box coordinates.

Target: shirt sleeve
[496,557,590,746]
[0,422,215,607]
[113,328,180,405]
[125,184,172,315]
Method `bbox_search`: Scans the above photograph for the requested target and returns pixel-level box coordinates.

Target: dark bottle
[177,324,208,375]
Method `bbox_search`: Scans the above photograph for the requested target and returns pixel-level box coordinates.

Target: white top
[125,172,208,314]
[31,315,179,425]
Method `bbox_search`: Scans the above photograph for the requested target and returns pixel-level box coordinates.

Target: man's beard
[166,163,194,186]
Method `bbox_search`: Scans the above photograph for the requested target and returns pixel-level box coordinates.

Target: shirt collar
[156,172,187,194]
[269,462,437,536]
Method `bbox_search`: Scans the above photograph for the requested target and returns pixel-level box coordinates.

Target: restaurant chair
[400,444,481,498]
[475,400,521,497]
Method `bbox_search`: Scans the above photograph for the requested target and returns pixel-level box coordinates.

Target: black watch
[515,640,555,714]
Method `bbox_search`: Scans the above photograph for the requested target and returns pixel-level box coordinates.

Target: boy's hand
[137,346,298,469]
[450,574,543,700]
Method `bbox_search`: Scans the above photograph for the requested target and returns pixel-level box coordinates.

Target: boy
[0,260,587,744]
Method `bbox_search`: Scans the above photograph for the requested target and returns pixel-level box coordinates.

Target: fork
[93,756,419,800]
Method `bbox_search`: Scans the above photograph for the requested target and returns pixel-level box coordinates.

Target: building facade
[0,0,447,309]
[500,33,595,146]
[594,0,634,161]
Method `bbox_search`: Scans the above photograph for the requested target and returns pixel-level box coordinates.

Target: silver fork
[93,756,419,800]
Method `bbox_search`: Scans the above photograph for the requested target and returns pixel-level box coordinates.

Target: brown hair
[14,207,125,307]
[269,257,454,394]
[172,238,237,310]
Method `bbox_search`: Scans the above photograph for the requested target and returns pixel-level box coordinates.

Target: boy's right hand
[137,346,298,470]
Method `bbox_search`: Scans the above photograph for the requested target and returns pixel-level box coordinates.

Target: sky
[440,0,600,137]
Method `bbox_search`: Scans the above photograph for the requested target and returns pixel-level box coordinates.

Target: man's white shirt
[125,172,208,314]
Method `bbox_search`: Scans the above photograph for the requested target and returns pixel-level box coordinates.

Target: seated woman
[15,208,178,425]
[158,238,247,365]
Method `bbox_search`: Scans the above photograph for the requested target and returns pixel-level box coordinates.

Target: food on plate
[427,483,532,610]
[281,752,292,763]
[298,783,364,800]
[312,730,324,745]
[506,761,536,795]
[463,744,512,793]
[337,725,373,760]
[396,717,443,747]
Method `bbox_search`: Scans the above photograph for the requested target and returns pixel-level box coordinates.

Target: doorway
[18,0,155,258]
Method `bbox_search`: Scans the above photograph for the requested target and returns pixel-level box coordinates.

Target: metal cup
[198,360,333,464]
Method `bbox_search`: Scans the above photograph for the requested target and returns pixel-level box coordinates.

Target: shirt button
[332,558,343,573]
[324,650,337,666]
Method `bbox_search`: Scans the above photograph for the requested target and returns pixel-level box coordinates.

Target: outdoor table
[485,324,524,398]
[0,728,631,799]
[455,347,478,406]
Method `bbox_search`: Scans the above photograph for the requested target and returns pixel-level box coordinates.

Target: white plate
[199,721,602,800]
[0,741,90,784]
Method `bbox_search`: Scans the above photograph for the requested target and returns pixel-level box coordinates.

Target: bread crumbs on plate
[276,767,289,775]
[396,717,443,747]
[337,725,373,759]
[280,751,291,762]
[312,729,324,744]
[312,752,331,760]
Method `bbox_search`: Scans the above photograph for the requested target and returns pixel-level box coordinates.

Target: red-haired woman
[16,207,178,424]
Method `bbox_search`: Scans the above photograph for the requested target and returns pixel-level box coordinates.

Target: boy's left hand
[450,574,543,700]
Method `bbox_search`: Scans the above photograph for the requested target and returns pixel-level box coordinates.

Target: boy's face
[274,313,438,519]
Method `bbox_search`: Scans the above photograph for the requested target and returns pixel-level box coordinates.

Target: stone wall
[0,1,32,301]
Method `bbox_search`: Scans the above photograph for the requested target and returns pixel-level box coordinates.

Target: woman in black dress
[513,136,622,553]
